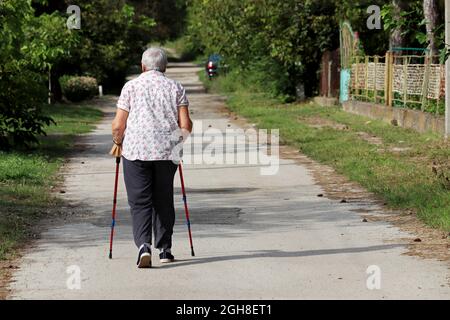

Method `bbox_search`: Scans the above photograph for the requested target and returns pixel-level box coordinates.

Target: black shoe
[137,245,152,268]
[159,251,175,263]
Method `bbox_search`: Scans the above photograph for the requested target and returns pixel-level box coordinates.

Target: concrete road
[9,63,450,299]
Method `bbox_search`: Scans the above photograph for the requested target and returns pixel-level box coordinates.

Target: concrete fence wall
[342,100,445,135]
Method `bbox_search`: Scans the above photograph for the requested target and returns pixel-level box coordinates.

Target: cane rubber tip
[109,252,112,259]
[191,249,195,257]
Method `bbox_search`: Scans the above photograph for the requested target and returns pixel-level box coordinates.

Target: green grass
[202,72,450,231]
[0,102,103,260]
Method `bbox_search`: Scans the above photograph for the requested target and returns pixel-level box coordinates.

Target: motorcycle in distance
[205,54,222,80]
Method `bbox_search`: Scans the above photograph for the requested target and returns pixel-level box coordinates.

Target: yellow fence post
[355,56,360,97]
[374,55,379,103]
[385,52,389,105]
[387,51,394,107]
[403,56,408,107]
[421,54,431,112]
[365,56,369,101]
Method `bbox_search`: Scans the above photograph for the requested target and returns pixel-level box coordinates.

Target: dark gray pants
[122,158,178,250]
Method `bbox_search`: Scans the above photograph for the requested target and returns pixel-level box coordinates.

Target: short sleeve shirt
[117,70,189,161]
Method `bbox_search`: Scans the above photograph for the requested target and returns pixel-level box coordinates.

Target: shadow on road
[162,244,405,269]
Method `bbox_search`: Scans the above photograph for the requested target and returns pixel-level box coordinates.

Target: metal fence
[350,53,445,114]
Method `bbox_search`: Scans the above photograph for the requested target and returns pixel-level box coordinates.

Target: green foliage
[0,0,57,150]
[186,0,339,97]
[59,76,98,102]
[165,37,203,62]
[186,0,446,99]
[381,1,445,55]
[336,0,390,55]
[66,0,156,90]
[1,0,186,149]
[0,67,54,150]
[129,0,187,42]
[22,12,79,72]
[381,2,425,48]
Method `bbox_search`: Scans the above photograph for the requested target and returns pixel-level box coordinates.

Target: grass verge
[0,102,103,260]
[201,71,450,232]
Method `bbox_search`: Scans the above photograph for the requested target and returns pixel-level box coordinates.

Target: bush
[0,67,54,150]
[60,76,98,102]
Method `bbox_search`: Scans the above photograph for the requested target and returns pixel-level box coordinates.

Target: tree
[335,0,390,55]
[22,12,79,103]
[65,0,155,91]
[180,0,449,99]
[380,0,446,59]
[390,0,409,49]
[185,0,339,97]
[0,0,54,149]
[129,0,187,42]
[423,0,440,57]
[34,0,187,83]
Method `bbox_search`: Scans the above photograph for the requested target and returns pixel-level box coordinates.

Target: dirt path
[8,63,450,299]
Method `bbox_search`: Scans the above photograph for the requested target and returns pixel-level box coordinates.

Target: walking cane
[178,163,195,257]
[109,144,122,259]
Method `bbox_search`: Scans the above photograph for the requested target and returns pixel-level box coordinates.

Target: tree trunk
[423,0,440,58]
[390,0,409,50]
[48,67,51,105]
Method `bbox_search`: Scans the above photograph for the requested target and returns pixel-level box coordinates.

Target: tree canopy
[184,0,446,97]
[0,0,187,149]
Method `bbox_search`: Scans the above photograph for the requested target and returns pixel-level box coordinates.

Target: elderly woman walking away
[111,48,193,268]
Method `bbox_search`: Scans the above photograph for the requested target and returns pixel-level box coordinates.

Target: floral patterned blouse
[117,70,189,161]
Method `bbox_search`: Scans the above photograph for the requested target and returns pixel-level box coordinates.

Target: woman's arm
[178,105,193,133]
[112,108,129,144]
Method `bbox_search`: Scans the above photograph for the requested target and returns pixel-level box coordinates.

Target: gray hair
[141,47,168,72]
